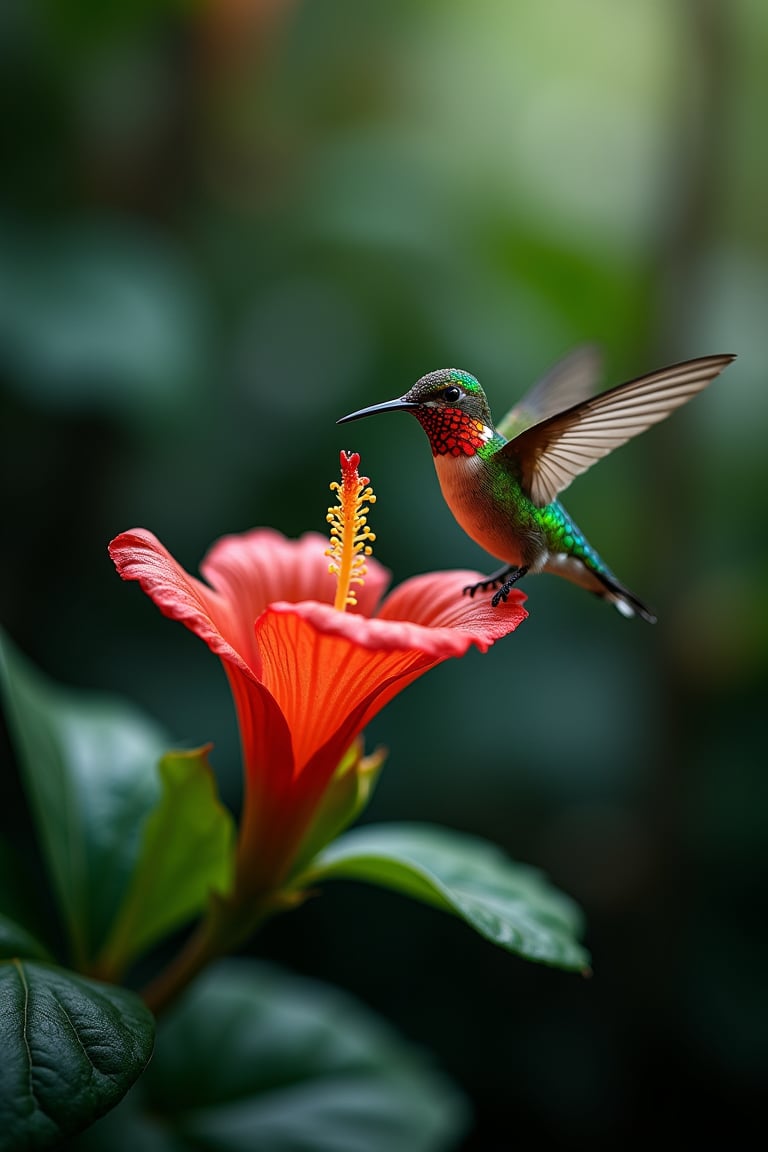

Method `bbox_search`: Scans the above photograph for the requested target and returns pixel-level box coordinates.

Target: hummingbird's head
[338,369,497,458]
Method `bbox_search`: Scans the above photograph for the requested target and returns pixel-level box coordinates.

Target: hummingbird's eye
[443,385,461,404]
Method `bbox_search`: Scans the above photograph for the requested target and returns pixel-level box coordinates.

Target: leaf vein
[12,958,39,1116]
[57,996,101,1081]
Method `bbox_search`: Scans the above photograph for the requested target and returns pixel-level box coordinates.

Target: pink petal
[222,662,305,894]
[108,529,252,677]
[201,529,390,666]
[256,580,525,789]
[259,569,526,665]
[255,603,437,774]
[379,569,527,646]
[109,528,394,678]
[252,585,526,833]
[110,531,527,895]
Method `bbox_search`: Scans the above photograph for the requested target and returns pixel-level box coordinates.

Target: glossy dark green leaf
[75,960,468,1152]
[299,822,589,972]
[96,748,236,978]
[0,628,168,966]
[0,960,154,1152]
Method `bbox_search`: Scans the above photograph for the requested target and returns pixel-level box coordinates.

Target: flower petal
[258,569,526,668]
[379,570,528,645]
[255,604,438,776]
[201,529,391,666]
[256,578,526,782]
[110,531,527,897]
[110,529,394,679]
[108,529,252,677]
[223,662,307,894]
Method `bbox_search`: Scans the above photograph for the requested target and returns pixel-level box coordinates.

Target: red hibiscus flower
[109,453,527,901]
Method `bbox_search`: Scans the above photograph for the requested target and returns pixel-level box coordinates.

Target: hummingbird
[337,348,735,622]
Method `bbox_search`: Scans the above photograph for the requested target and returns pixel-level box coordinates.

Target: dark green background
[1,1,766,1147]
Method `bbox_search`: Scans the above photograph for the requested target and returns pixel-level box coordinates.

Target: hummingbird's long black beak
[337,397,419,424]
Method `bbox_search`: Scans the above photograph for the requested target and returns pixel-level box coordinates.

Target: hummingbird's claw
[462,564,522,600]
[490,566,529,608]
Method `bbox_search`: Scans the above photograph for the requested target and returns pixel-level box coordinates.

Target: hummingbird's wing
[503,354,735,507]
[496,345,602,440]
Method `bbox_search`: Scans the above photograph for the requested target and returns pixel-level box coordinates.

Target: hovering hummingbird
[338,348,735,622]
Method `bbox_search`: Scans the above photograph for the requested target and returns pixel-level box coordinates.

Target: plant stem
[140,918,221,1017]
[139,891,284,1016]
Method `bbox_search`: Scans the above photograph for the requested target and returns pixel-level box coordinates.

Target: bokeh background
[1,1,766,1147]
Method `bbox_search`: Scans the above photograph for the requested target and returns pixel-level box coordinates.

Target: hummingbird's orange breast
[433,453,543,570]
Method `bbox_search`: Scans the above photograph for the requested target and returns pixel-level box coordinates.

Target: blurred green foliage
[1,0,766,1147]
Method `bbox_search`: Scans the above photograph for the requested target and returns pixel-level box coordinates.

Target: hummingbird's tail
[543,552,657,622]
[591,571,657,624]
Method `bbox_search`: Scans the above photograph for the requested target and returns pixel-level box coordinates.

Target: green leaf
[0,960,154,1152]
[0,628,169,966]
[97,747,236,978]
[0,914,52,963]
[75,960,468,1152]
[299,822,590,972]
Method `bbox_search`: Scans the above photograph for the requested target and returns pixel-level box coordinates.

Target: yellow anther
[326,451,376,611]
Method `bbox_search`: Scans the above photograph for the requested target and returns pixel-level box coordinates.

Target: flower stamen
[326,450,376,612]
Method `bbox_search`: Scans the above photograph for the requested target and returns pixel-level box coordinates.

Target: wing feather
[497,345,602,440]
[502,354,735,506]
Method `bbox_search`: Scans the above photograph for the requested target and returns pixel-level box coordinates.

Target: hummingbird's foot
[490,565,529,607]
[463,564,521,599]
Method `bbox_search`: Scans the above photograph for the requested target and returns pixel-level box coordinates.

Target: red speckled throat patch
[415,406,493,457]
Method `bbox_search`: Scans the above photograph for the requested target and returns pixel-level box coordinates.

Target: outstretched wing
[497,345,602,441]
[502,354,735,507]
